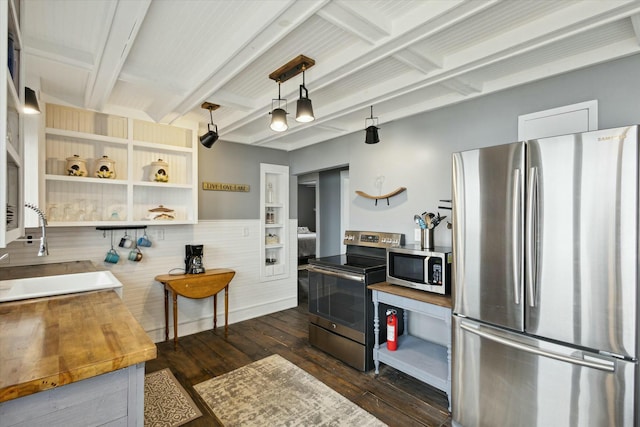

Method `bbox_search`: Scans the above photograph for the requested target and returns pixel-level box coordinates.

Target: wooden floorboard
[146,300,452,427]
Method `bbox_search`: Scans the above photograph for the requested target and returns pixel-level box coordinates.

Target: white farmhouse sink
[0,271,123,302]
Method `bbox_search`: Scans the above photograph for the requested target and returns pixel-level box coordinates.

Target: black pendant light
[364,105,379,144]
[268,55,315,131]
[295,67,314,123]
[270,82,288,132]
[24,87,41,114]
[200,103,219,148]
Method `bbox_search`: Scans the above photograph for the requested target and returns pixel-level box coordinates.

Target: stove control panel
[344,230,404,248]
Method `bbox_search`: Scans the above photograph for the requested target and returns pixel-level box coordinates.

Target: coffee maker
[185,244,205,274]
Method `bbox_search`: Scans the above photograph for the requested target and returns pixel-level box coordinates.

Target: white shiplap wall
[1,220,298,343]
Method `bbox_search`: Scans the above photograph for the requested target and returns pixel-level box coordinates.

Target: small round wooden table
[155,268,235,348]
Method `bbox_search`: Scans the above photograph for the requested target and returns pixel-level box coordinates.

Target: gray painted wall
[198,140,291,219]
[289,53,640,246]
[297,185,316,231]
[318,168,343,256]
[198,54,639,239]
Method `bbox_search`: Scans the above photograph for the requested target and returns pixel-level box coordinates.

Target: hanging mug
[128,247,143,262]
[105,249,119,264]
[118,232,133,248]
[137,231,152,247]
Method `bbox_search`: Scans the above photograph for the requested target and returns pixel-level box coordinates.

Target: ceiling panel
[468,19,636,83]
[418,1,574,56]
[313,56,414,106]
[221,15,358,100]
[22,0,113,59]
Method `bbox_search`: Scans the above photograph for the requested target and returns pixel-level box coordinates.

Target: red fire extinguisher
[386,309,398,351]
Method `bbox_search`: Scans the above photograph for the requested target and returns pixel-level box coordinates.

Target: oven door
[307,265,367,344]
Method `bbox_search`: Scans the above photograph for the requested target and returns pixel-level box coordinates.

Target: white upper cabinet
[1,0,25,247]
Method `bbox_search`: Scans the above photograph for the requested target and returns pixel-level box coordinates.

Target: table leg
[224,285,229,335]
[213,294,218,330]
[164,287,169,342]
[172,292,178,348]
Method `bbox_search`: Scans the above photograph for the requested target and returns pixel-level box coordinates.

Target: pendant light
[24,87,41,114]
[364,105,380,144]
[269,82,288,132]
[295,67,314,123]
[199,103,219,148]
[268,55,315,131]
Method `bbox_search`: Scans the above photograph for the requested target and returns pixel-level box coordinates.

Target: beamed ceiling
[22,0,640,151]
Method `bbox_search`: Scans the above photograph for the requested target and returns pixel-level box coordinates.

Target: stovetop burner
[309,254,386,274]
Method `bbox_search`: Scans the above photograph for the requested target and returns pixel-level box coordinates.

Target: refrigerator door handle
[526,166,538,307]
[452,153,465,293]
[460,321,615,372]
[511,169,521,305]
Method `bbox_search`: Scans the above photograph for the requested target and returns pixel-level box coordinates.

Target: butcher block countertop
[368,282,453,309]
[0,262,156,403]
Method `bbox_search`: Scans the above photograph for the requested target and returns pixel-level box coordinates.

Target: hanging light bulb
[296,67,314,123]
[270,82,288,132]
[364,105,380,144]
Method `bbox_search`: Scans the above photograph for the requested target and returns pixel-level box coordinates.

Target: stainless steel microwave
[386,245,452,294]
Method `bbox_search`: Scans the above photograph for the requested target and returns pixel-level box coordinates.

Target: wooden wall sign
[202,182,250,192]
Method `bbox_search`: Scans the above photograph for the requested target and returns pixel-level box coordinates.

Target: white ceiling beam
[202,89,259,112]
[631,13,640,44]
[22,39,94,71]
[392,48,442,74]
[316,0,390,44]
[117,70,186,96]
[440,77,482,96]
[84,0,152,111]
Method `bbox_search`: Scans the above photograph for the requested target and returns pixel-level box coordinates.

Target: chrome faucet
[15,203,49,256]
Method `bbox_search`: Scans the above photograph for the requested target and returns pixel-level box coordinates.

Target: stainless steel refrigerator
[451,126,638,427]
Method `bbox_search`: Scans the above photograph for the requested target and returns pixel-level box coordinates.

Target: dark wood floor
[146,293,452,426]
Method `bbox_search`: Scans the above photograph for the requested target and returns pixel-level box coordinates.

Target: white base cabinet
[371,283,452,411]
[0,363,146,427]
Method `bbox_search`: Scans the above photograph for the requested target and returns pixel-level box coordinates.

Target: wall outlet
[414,228,421,242]
[24,235,34,246]
[153,229,165,241]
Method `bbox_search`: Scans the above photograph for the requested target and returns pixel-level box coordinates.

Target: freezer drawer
[452,316,637,427]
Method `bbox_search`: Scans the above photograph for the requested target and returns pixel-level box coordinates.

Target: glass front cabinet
[1,0,25,247]
[260,163,289,281]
